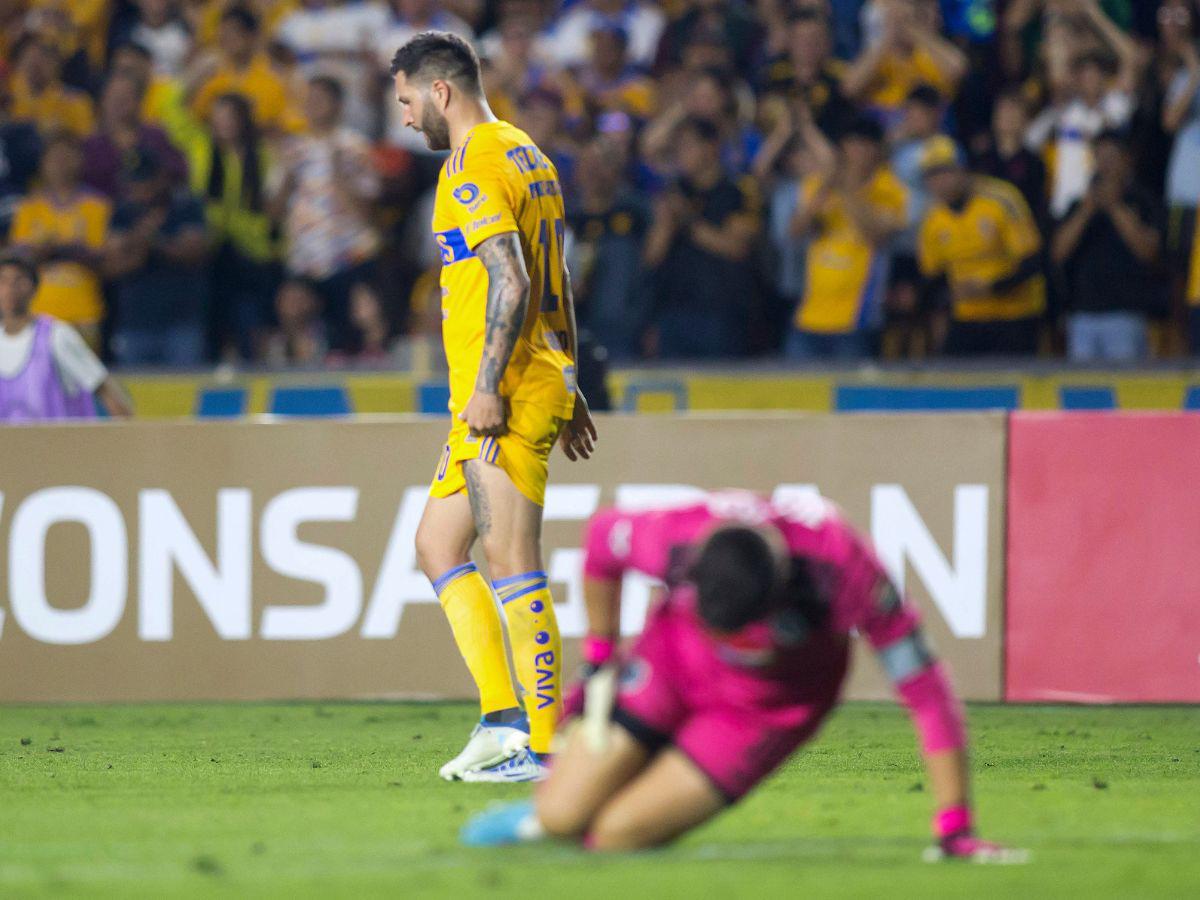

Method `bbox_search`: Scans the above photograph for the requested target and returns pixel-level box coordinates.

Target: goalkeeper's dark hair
[389,31,483,95]
[689,527,783,632]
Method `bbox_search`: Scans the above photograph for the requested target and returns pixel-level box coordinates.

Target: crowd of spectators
[1,0,1200,367]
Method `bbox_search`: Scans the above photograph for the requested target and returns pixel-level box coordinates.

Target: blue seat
[834,385,1020,412]
[1184,386,1200,411]
[1059,386,1115,411]
[196,387,247,419]
[418,381,452,415]
[268,385,351,417]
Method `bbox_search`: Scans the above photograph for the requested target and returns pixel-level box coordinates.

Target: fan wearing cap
[0,253,131,422]
[917,135,1046,356]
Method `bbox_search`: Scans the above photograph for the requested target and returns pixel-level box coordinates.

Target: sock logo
[534,650,556,709]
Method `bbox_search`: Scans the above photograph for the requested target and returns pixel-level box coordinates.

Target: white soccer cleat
[439,721,530,782]
[459,748,551,784]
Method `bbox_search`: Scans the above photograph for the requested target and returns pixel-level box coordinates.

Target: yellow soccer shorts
[429,402,567,507]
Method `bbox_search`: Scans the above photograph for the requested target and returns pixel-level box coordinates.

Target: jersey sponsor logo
[451,182,487,212]
[465,213,501,234]
[534,650,556,709]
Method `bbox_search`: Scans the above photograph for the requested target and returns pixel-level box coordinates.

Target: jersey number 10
[538,217,565,313]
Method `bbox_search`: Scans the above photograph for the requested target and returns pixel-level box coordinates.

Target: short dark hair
[905,83,943,110]
[389,31,483,94]
[841,113,884,144]
[221,5,259,34]
[0,253,40,291]
[676,114,721,146]
[309,74,345,105]
[689,527,782,632]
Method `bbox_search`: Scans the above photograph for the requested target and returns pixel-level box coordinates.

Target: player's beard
[421,104,451,152]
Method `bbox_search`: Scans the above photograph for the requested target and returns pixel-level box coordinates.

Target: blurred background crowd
[2,0,1200,368]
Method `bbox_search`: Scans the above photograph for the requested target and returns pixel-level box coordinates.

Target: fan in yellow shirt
[25,0,110,70]
[789,116,908,358]
[8,37,95,137]
[191,6,300,134]
[917,136,1046,356]
[842,0,967,122]
[9,133,111,348]
[392,32,597,783]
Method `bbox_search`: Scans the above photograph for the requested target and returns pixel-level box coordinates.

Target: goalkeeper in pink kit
[462,491,1017,860]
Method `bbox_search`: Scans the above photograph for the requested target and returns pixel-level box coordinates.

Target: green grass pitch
[2,702,1197,898]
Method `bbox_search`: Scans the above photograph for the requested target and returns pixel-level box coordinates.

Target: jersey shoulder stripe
[446,133,476,176]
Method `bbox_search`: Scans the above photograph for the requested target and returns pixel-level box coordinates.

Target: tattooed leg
[463,460,494,538]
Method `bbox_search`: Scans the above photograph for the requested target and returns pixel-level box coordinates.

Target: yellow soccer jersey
[11,190,111,324]
[796,168,908,334]
[919,176,1045,322]
[433,120,576,419]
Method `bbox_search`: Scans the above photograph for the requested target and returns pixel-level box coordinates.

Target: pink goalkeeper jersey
[582,490,925,675]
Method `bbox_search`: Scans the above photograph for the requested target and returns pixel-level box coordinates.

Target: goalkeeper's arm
[875,626,1017,859]
[859,571,1010,859]
[576,505,681,670]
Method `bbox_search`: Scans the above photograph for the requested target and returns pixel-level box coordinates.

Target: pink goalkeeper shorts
[611,601,849,801]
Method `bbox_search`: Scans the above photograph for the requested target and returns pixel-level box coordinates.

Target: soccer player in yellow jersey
[391,32,597,783]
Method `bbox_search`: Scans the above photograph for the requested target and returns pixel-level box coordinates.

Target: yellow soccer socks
[492,570,562,755]
[434,563,519,716]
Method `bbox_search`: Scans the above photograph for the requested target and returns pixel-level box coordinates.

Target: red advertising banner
[1007,413,1200,702]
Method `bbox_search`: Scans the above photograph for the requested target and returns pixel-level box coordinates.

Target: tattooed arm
[459,231,530,437]
[559,264,597,461]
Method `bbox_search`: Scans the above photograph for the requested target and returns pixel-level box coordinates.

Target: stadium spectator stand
[0,0,1197,378]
